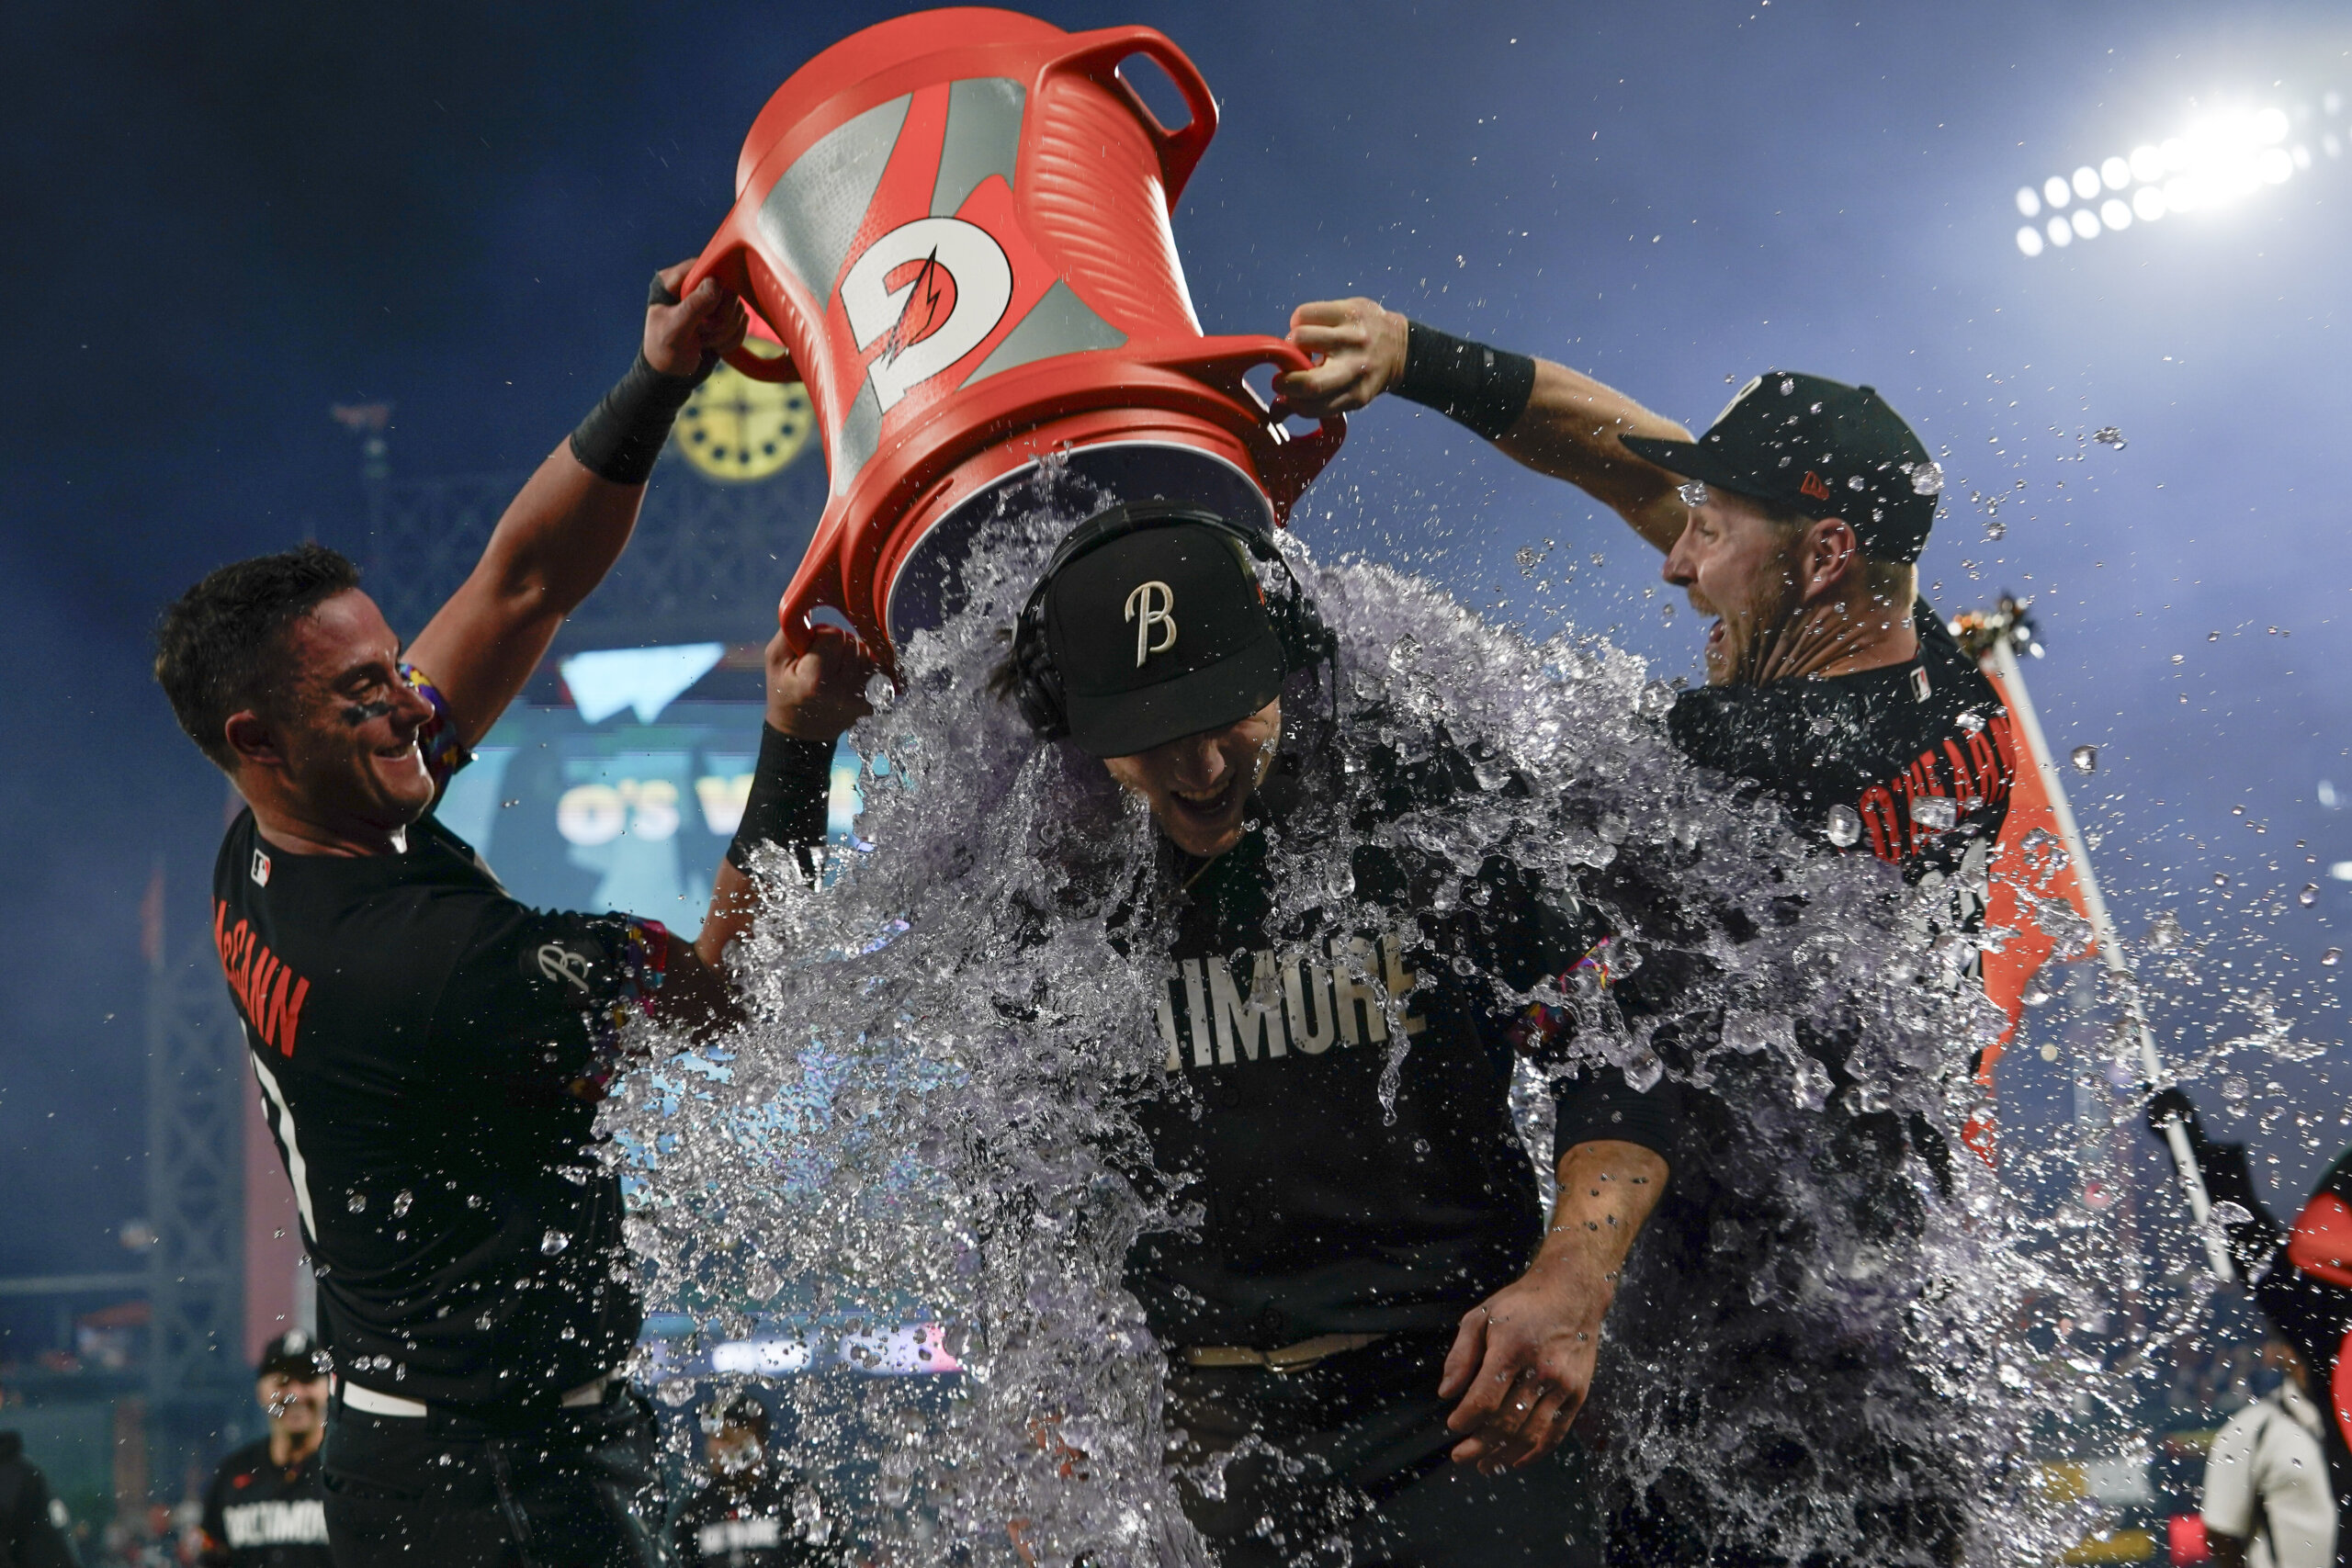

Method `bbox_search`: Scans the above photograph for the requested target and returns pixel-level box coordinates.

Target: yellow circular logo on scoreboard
[675,347,813,483]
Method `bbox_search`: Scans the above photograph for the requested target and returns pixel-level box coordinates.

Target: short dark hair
[154,544,363,770]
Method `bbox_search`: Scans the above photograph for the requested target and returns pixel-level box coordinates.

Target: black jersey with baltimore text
[212,666,668,1413]
[1667,600,2016,876]
[198,1439,331,1568]
[1123,729,1674,1349]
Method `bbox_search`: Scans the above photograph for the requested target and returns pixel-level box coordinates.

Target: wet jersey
[1666,600,2015,878]
[669,1470,837,1568]
[198,1439,331,1568]
[1125,735,1673,1348]
[211,666,668,1413]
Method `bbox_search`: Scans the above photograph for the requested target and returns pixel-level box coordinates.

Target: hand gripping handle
[1044,26,1220,206]
[1132,333,1348,517]
[680,216,803,384]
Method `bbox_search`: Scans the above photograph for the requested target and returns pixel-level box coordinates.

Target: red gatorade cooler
[682,7,1345,662]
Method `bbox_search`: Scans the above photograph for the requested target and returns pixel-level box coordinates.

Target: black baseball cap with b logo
[1620,371,1943,563]
[1035,513,1290,759]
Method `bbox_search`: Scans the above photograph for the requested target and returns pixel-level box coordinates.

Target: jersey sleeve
[430,900,671,1098]
[2200,1405,2262,1539]
[398,661,471,793]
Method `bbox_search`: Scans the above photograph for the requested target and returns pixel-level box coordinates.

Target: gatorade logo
[842,218,1013,412]
[1800,470,1833,502]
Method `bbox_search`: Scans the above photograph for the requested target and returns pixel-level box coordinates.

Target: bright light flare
[2012,87,2342,256]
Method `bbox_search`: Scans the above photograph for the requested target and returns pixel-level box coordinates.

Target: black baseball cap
[256,1328,332,1380]
[1040,517,1288,759]
[1620,372,1943,563]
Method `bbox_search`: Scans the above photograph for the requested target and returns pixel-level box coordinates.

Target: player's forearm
[1493,363,1692,552]
[692,725,837,970]
[1532,1138,1668,1318]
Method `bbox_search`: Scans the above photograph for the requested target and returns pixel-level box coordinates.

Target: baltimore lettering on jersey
[1153,931,1426,1071]
[220,1496,330,1550]
[214,899,311,1057]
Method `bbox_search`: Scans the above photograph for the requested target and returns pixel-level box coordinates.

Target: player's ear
[223,709,285,771]
[1803,516,1860,602]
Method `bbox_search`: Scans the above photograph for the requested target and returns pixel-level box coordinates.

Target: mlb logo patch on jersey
[251,848,272,886]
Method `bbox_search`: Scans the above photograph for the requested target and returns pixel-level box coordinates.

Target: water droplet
[2092,425,2127,449]
[2209,1200,2253,1227]
[2219,1074,2251,1103]
[1846,473,1865,491]
[1824,804,1862,848]
[2171,653,2185,664]
[346,1191,367,1213]
[2213,873,2229,887]
[2208,630,2221,642]
[2300,884,2320,907]
[1779,377,1795,395]
[1909,795,1957,830]
[864,671,897,712]
[466,1193,483,1209]
[391,1190,413,1217]
[1955,710,1984,735]
[2069,745,2097,773]
[2324,946,2342,967]
[2146,911,2184,951]
[539,1229,571,1257]
[1908,461,1944,496]
[1677,479,1710,508]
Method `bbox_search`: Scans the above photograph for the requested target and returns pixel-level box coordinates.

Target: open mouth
[1706,619,1727,650]
[1165,769,1248,826]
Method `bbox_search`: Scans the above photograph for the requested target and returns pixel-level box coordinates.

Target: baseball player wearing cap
[1277,304,2005,1566]
[198,1331,335,1568]
[962,498,1713,1565]
[2148,1091,2352,1568]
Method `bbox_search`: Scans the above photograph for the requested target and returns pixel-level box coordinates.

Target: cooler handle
[680,218,804,384]
[774,532,855,661]
[1046,27,1220,206]
[1130,334,1348,518]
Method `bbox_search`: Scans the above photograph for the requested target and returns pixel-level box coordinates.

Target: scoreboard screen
[434,701,860,940]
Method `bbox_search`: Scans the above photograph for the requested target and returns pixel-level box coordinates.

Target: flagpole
[1984,632,2233,1281]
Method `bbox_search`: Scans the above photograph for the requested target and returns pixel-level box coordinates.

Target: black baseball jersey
[1667,601,2015,876]
[1123,728,1674,1348]
[212,666,668,1413]
[198,1439,331,1568]
[670,1470,838,1568]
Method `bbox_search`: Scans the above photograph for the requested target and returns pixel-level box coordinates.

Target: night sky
[6,0,2346,1299]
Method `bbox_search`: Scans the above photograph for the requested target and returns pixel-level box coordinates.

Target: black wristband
[727,724,836,877]
[1391,321,1537,441]
[569,354,705,485]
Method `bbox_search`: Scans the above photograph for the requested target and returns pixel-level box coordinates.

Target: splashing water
[601,468,2104,1566]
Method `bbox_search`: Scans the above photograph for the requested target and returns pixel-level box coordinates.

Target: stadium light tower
[2011,87,2346,256]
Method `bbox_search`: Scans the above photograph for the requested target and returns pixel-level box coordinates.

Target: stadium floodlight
[2011,85,2343,255]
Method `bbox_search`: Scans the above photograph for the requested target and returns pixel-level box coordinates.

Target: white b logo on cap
[1125,581,1178,667]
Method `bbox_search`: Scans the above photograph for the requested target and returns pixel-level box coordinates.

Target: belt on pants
[1180,1333,1385,1373]
[335,1369,618,1419]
